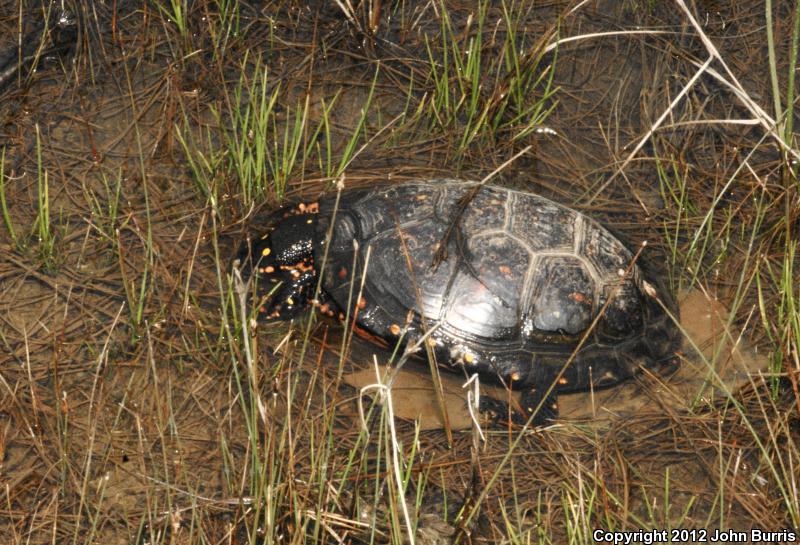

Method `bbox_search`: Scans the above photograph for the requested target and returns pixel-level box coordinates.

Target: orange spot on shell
[389,324,401,335]
[357,297,367,309]
[570,292,589,304]
[338,267,348,279]
[499,265,512,276]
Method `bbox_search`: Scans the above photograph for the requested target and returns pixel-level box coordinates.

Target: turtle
[234,179,680,424]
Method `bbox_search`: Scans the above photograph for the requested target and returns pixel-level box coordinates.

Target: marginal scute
[328,214,357,252]
[600,281,643,335]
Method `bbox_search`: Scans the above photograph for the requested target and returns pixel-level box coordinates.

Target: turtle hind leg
[520,385,559,424]
[477,386,559,426]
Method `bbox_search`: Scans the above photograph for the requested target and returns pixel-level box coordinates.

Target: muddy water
[342,289,767,430]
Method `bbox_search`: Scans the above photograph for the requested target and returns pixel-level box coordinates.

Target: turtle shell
[315,179,679,396]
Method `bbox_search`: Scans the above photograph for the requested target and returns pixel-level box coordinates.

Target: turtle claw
[477,396,519,425]
[520,387,559,424]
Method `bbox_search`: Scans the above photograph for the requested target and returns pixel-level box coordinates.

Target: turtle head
[236,203,321,321]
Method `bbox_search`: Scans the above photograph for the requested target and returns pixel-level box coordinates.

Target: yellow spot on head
[287,297,294,305]
[262,247,271,256]
[265,265,275,273]
[389,324,401,336]
[463,353,475,364]
[511,372,521,381]
[558,377,568,385]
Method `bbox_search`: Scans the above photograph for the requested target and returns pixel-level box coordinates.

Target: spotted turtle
[235,180,680,423]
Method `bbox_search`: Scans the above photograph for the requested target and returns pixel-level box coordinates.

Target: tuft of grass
[34,125,57,271]
[763,0,800,397]
[155,0,190,43]
[208,56,380,206]
[204,0,245,62]
[0,147,20,250]
[404,0,557,158]
[175,121,227,217]
[757,243,800,393]
[82,170,124,244]
[331,66,380,179]
[216,55,323,204]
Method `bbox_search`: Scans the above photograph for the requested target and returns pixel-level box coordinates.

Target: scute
[444,270,519,338]
[528,256,595,335]
[580,223,632,277]
[380,184,440,223]
[436,184,509,232]
[509,191,576,252]
[467,233,529,318]
[365,220,455,319]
